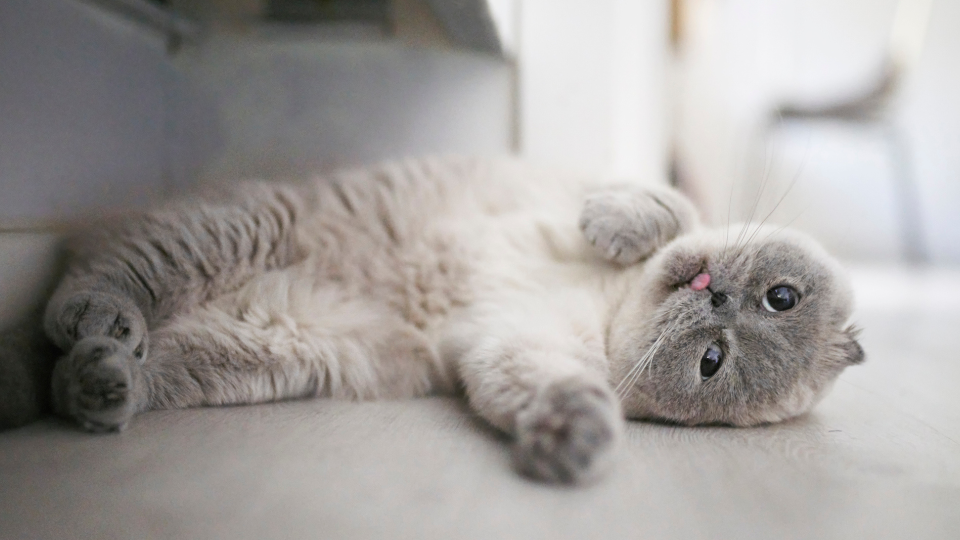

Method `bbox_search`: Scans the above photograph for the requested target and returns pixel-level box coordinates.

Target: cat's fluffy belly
[41,157,863,483]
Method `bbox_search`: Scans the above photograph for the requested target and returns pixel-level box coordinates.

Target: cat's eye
[762,285,799,312]
[700,343,724,380]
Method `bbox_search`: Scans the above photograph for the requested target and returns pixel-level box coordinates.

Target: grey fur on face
[610,227,863,426]
[3,157,862,484]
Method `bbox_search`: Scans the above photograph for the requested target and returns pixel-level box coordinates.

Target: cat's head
[610,225,863,426]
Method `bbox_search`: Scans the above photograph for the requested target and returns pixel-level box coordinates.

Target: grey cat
[32,157,862,483]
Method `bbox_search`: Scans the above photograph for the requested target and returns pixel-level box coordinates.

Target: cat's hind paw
[513,379,622,484]
[46,291,147,359]
[53,337,140,433]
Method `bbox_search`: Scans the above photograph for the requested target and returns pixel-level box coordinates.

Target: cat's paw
[513,379,622,484]
[52,337,140,433]
[579,187,690,265]
[46,291,147,360]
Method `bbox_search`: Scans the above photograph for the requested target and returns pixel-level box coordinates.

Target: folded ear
[835,325,865,366]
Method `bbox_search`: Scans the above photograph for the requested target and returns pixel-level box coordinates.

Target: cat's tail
[0,315,58,430]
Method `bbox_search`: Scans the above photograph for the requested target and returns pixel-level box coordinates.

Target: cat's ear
[833,325,865,366]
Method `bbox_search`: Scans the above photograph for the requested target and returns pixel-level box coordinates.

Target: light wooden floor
[1,266,958,540]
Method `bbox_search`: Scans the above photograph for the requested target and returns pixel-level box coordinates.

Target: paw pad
[53,337,139,433]
[514,380,621,483]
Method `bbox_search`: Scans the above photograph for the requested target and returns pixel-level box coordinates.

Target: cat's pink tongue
[690,273,711,291]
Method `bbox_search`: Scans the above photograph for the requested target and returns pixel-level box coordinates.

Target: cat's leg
[45,185,308,430]
[579,184,700,265]
[44,183,305,357]
[140,307,448,410]
[447,305,622,484]
[52,285,453,429]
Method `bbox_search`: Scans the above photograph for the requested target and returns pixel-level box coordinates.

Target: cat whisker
[723,126,742,258]
[614,350,649,397]
[734,110,785,254]
[723,177,736,257]
[622,324,672,396]
[618,346,652,397]
[733,143,770,251]
[741,135,811,249]
[615,318,679,398]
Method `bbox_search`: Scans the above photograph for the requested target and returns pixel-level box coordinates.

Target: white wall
[899,0,960,264]
[675,0,960,263]
[516,0,670,183]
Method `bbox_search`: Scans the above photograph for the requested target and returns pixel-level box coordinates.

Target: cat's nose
[710,290,729,308]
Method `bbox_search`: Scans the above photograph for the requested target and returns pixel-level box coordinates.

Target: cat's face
[610,226,863,426]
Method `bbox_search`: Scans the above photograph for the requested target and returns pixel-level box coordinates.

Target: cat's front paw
[514,379,622,484]
[52,337,140,433]
[46,291,147,359]
[579,187,692,265]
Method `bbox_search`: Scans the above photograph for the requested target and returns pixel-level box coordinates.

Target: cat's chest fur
[232,158,622,353]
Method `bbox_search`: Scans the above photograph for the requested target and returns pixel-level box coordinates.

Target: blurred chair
[763,0,934,262]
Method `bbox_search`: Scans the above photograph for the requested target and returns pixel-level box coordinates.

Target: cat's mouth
[688,273,711,291]
[671,260,710,291]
